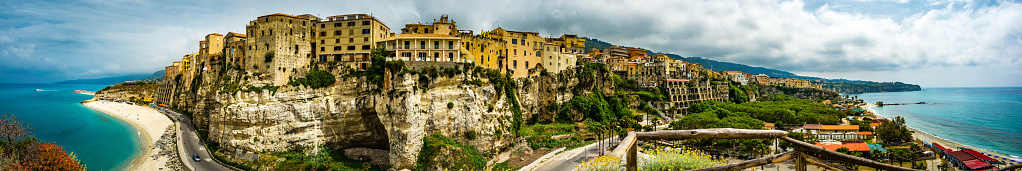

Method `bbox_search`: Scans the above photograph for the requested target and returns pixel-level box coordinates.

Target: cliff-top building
[245,13,319,85]
[223,32,247,68]
[315,14,391,70]
[377,15,465,66]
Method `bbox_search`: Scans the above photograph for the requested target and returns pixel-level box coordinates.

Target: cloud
[0,0,1019,86]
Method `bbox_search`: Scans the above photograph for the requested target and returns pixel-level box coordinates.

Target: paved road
[533,138,618,171]
[164,110,233,171]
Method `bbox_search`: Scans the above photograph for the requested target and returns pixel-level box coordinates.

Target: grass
[520,123,588,149]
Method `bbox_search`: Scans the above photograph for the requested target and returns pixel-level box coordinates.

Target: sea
[855,87,1022,158]
[0,84,141,171]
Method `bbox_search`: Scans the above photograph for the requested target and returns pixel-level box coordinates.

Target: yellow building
[245,13,319,85]
[314,14,391,70]
[223,32,246,68]
[460,35,506,69]
[786,79,811,88]
[482,28,546,78]
[400,15,458,35]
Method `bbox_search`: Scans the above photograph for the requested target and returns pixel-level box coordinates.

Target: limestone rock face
[195,70,515,170]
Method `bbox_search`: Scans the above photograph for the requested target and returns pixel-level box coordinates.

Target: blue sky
[1,0,1020,87]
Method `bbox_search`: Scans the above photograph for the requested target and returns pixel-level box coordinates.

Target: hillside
[56,70,164,84]
[582,37,920,94]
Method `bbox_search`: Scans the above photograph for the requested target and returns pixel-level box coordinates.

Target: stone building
[654,79,730,117]
[223,32,247,68]
[245,13,319,86]
[314,14,391,70]
[199,33,225,71]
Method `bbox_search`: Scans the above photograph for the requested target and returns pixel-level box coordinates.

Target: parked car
[193,154,201,162]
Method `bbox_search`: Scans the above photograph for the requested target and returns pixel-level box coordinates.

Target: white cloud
[0,0,1019,86]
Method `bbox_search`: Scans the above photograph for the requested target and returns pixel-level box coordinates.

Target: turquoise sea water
[0,84,141,171]
[855,87,1022,158]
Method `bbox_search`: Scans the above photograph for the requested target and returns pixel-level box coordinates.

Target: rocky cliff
[172,63,523,170]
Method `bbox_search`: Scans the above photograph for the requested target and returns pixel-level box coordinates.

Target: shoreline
[864,104,1020,164]
[83,100,173,171]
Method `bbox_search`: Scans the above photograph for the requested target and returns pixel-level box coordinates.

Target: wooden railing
[608,128,1022,171]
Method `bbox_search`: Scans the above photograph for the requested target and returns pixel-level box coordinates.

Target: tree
[1,114,85,171]
[876,116,912,144]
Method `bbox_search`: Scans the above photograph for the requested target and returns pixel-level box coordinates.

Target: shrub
[576,156,623,171]
[264,51,274,62]
[639,146,722,170]
[447,102,455,109]
[289,69,336,89]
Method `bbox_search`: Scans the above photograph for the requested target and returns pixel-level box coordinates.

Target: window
[269,30,272,35]
[334,31,341,36]
[433,41,439,49]
[320,40,324,44]
[434,52,440,61]
[320,47,325,51]
[536,51,540,57]
[448,41,454,49]
[362,21,370,25]
[401,52,411,57]
[361,45,370,50]
[449,53,454,61]
[334,23,342,27]
[526,61,529,68]
[512,39,517,45]
[349,29,354,35]
[513,49,517,55]
[403,41,410,49]
[513,60,518,69]
[347,46,355,50]
[334,46,342,50]
[362,29,369,34]
[347,22,355,26]
[418,52,427,61]
[349,38,354,43]
[320,32,325,36]
[321,24,325,28]
[420,41,426,49]
[363,37,368,42]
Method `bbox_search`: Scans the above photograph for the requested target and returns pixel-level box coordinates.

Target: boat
[35,89,43,91]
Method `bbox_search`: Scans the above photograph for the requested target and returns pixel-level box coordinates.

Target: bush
[576,156,623,171]
[447,102,455,109]
[289,69,336,89]
[639,146,722,170]
[264,51,274,62]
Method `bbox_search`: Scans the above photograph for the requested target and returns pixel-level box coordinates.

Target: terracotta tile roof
[802,124,822,130]
[856,131,873,135]
[815,142,870,151]
[226,32,246,38]
[821,125,859,131]
[870,123,881,127]
[261,13,308,20]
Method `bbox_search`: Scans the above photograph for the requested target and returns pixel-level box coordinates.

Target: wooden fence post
[627,141,637,171]
[796,151,808,171]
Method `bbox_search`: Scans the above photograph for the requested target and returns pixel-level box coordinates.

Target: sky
[1,0,1020,87]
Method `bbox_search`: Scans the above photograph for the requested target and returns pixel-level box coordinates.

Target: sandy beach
[863,103,1021,166]
[84,100,174,171]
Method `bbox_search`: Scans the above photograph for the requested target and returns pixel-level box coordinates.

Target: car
[193,154,201,162]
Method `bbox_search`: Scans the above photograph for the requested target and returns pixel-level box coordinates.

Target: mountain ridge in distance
[56,70,164,85]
